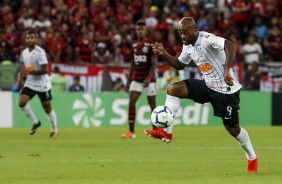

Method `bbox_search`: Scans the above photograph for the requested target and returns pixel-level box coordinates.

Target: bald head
[178,17,198,45]
[179,17,196,28]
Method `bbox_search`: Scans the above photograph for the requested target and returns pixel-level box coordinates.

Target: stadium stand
[0,0,281,91]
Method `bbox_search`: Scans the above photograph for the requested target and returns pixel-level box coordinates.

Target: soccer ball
[151,106,174,128]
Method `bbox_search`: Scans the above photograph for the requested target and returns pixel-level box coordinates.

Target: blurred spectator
[197,10,210,31]
[92,42,112,64]
[76,32,95,64]
[120,41,132,63]
[68,76,85,92]
[0,0,280,72]
[244,63,261,90]
[112,77,125,91]
[232,0,252,40]
[217,12,234,36]
[112,24,132,47]
[61,45,80,64]
[95,18,114,44]
[229,33,243,62]
[145,5,159,28]
[32,14,52,38]
[251,16,268,42]
[49,66,67,92]
[165,33,182,57]
[47,32,64,63]
[263,25,282,61]
[242,35,263,66]
[262,0,279,20]
[111,38,124,65]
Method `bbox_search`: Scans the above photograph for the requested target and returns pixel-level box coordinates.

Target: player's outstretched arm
[151,42,185,70]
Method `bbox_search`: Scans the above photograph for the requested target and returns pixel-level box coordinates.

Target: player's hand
[125,83,130,93]
[151,42,166,55]
[224,70,234,86]
[143,78,150,88]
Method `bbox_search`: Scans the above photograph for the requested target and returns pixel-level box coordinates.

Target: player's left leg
[224,123,258,172]
[39,90,58,137]
[216,90,257,173]
[121,90,141,138]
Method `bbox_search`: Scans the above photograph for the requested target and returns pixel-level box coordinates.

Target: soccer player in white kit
[144,17,258,173]
[18,30,58,137]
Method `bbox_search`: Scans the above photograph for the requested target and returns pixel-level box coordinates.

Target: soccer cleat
[144,128,172,143]
[50,132,59,138]
[29,121,41,135]
[121,131,136,139]
[247,156,258,173]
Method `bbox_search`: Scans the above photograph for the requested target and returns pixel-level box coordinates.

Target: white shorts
[129,81,157,96]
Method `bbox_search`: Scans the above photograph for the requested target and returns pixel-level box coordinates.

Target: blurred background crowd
[0,0,281,92]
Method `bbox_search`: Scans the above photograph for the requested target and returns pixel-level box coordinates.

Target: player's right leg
[122,87,141,139]
[39,90,58,138]
[19,87,40,135]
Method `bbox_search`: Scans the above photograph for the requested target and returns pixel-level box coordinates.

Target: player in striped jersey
[121,20,157,139]
[18,30,58,137]
[144,17,258,172]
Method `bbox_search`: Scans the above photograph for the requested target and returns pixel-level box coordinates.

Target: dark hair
[136,19,146,26]
[74,76,80,80]
[25,29,37,36]
[53,66,60,73]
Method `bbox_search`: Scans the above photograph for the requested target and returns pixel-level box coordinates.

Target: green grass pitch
[0,126,281,184]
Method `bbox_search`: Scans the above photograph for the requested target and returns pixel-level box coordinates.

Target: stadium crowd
[0,0,281,91]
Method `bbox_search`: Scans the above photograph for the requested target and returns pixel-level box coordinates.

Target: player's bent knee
[43,106,52,113]
[167,81,188,98]
[224,123,240,137]
[18,101,27,108]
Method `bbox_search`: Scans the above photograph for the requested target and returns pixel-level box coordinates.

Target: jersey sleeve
[38,49,48,65]
[19,52,24,63]
[204,34,225,50]
[178,45,192,64]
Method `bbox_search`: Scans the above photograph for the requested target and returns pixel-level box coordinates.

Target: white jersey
[19,45,52,92]
[242,43,262,64]
[178,31,242,94]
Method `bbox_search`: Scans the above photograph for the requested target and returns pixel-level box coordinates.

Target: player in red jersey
[122,20,157,139]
